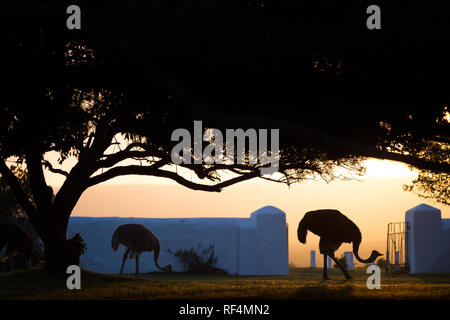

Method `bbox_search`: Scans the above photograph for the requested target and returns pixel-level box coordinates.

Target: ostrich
[0,222,35,271]
[111,224,172,275]
[297,209,382,280]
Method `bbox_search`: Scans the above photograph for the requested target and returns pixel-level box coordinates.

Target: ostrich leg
[120,247,129,274]
[330,254,352,280]
[323,254,329,280]
[135,253,140,276]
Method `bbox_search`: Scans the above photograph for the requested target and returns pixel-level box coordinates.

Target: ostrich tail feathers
[297,224,307,244]
[111,233,120,251]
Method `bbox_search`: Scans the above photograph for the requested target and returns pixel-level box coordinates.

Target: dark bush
[168,244,227,274]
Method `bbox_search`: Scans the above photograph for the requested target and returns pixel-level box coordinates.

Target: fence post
[310,250,316,268]
[394,251,400,271]
[344,251,354,270]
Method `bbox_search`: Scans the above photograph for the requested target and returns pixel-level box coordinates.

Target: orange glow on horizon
[42,154,446,267]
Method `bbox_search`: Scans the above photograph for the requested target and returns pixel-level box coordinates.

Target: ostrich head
[353,240,383,263]
[367,250,383,263]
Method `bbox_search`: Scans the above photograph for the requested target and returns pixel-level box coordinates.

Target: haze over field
[47,159,448,267]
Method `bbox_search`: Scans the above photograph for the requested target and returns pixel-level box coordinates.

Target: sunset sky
[45,157,448,267]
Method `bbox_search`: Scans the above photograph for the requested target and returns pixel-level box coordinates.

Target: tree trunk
[44,234,85,273]
[41,181,88,273]
[41,213,85,273]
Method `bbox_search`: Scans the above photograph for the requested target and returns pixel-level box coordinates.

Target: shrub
[376,257,386,269]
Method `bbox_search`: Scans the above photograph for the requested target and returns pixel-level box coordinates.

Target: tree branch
[53,122,116,226]
[43,160,69,178]
[358,147,450,173]
[25,152,52,214]
[86,163,260,192]
[96,142,166,169]
[83,131,95,151]
[0,160,38,221]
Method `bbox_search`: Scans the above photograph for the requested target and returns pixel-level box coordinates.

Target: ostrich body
[297,209,382,280]
[0,223,35,271]
[111,224,172,275]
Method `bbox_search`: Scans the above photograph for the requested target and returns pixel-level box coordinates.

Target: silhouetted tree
[404,172,449,206]
[375,257,386,269]
[0,1,448,272]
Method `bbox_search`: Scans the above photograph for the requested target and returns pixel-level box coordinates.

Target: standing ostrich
[111,224,172,275]
[0,222,35,271]
[297,209,382,280]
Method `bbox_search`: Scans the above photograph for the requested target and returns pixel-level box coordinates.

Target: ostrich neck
[153,244,164,270]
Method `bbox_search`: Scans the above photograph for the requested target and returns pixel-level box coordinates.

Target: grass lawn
[0,267,449,300]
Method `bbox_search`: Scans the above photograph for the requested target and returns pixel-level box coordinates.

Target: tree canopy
[0,1,448,270]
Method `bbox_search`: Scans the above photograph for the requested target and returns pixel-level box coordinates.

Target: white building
[406,204,450,273]
[67,205,289,275]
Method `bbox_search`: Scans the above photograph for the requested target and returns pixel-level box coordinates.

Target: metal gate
[386,222,409,273]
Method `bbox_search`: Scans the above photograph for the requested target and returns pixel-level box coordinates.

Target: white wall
[406,203,450,273]
[67,205,289,275]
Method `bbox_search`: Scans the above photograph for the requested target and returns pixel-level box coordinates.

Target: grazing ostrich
[0,223,35,271]
[297,209,382,280]
[111,224,172,275]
